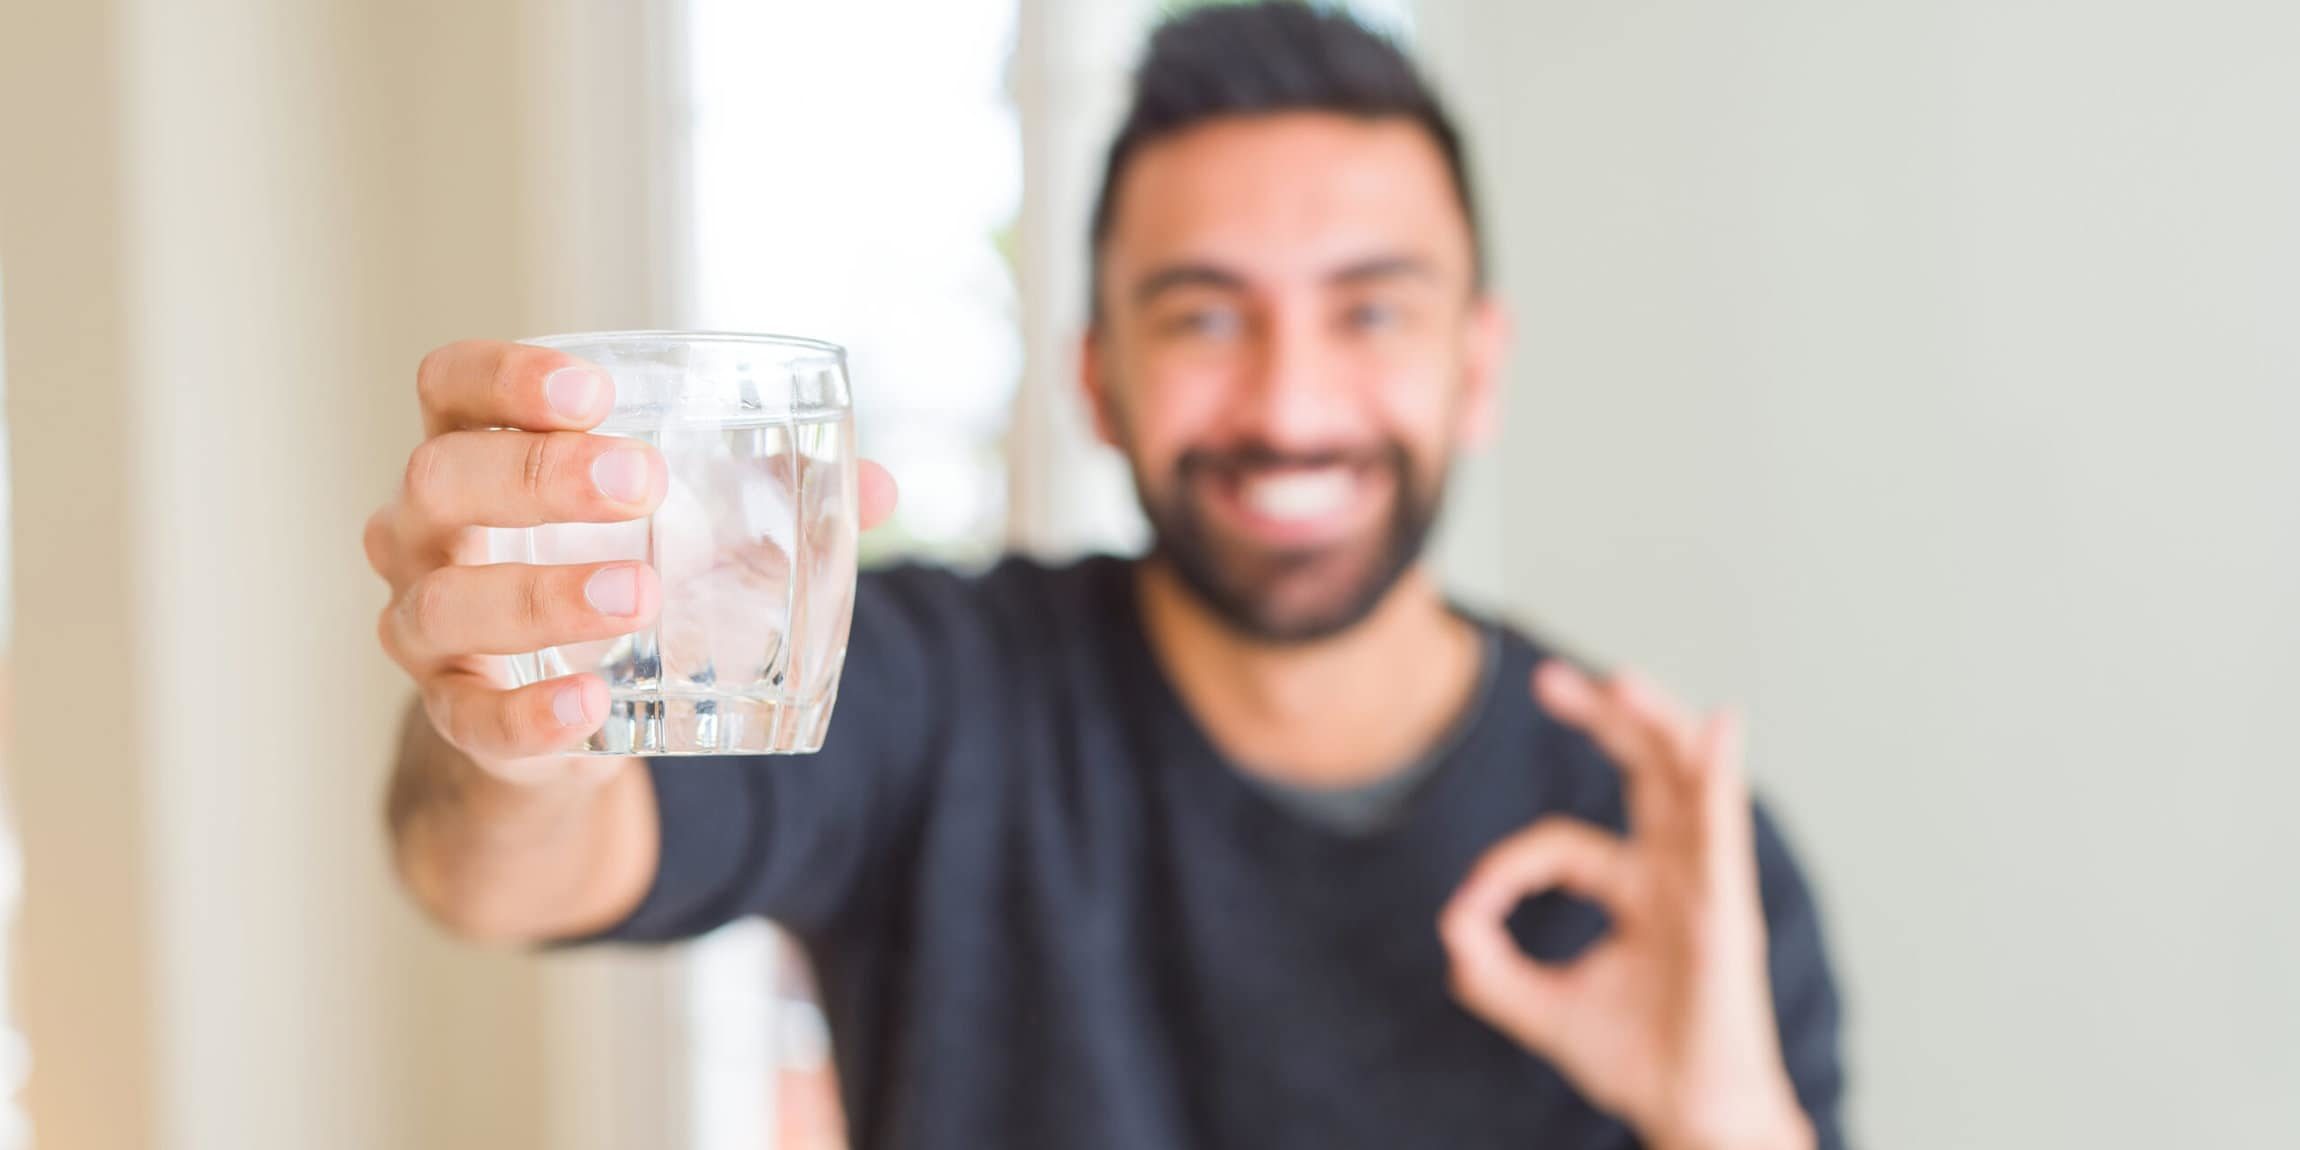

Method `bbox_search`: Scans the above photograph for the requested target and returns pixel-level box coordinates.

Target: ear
[1455,295,1511,450]
[1080,325,1122,448]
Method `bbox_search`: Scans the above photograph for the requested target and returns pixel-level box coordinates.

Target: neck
[1136,557,1483,789]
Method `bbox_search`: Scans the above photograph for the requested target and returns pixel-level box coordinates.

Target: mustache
[1174,441,1406,480]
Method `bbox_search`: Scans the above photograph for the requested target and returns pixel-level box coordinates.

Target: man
[368,6,1845,1148]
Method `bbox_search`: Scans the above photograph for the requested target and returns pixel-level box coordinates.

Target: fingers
[1439,817,1629,1051]
[857,458,898,531]
[417,340,614,436]
[421,668,608,761]
[364,506,403,583]
[1539,660,1754,786]
[1693,707,1757,860]
[1535,661,1681,783]
[1537,660,1760,887]
[382,561,660,668]
[1445,816,1632,927]
[401,430,664,535]
[1443,924,1571,1053]
[1608,672,1702,773]
[1694,706,1748,793]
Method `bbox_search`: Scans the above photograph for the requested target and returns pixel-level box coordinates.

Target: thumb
[857,458,899,531]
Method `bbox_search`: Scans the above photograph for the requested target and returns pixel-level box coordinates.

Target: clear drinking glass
[494,331,859,755]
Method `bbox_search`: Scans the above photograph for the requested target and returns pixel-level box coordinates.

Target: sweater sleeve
[574,564,965,942]
[1752,799,1852,1150]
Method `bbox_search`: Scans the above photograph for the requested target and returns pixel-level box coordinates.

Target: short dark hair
[1087,2,1485,317]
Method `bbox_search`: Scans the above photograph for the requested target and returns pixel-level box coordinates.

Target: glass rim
[520,328,847,365]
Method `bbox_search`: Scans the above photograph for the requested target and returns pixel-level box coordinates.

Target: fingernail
[552,683,592,728]
[545,367,605,419]
[591,448,650,503]
[585,565,640,617]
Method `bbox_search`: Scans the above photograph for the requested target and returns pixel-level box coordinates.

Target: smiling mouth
[1233,465,1356,523]
[1189,453,1394,550]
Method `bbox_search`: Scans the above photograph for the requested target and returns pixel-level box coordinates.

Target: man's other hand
[1439,662,1815,1150]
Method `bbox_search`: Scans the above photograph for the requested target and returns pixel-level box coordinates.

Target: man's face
[1085,112,1505,642]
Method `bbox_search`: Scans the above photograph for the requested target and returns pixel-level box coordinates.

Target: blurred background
[2,0,2295,1147]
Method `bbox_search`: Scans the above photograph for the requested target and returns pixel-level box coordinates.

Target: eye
[1343,300,1401,332]
[1165,306,1244,340]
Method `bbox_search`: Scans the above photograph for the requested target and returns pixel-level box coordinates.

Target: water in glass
[498,405,857,754]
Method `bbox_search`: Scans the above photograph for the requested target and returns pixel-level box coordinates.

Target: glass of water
[495,331,859,755]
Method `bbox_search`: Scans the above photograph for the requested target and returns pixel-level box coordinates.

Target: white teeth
[1241,468,1353,522]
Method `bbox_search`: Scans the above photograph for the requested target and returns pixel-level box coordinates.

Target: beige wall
[1430,0,2300,1145]
[0,2,154,1145]
[0,0,620,1144]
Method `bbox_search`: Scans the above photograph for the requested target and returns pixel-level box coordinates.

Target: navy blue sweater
[595,556,1846,1149]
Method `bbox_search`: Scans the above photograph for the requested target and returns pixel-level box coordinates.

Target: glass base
[575,690,838,756]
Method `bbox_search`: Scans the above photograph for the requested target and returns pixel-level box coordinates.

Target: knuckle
[414,345,452,409]
[417,340,487,414]
[488,694,529,750]
[399,569,456,647]
[361,510,396,576]
[517,567,563,633]
[519,433,556,502]
[493,343,547,414]
[505,687,561,751]
[375,606,406,664]
[402,438,451,516]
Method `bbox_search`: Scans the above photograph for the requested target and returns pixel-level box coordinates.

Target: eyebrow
[1326,254,1438,286]
[1132,263,1248,307]
[1130,254,1440,307]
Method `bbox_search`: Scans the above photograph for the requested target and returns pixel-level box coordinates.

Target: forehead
[1103,112,1472,288]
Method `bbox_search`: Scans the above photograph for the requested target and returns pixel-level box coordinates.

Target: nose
[1236,303,1361,451]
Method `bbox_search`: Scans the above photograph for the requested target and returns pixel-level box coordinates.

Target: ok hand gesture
[1440,662,1813,1150]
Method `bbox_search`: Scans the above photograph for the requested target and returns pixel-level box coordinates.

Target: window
[686,0,1024,564]
[679,3,1022,1146]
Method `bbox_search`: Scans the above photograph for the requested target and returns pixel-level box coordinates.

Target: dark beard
[1140,441,1444,645]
